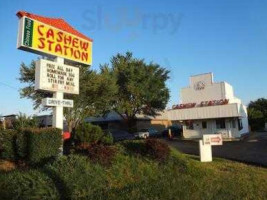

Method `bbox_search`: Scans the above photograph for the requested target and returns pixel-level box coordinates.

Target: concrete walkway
[164,132,267,167]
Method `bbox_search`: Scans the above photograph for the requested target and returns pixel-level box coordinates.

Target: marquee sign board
[42,98,73,108]
[17,16,92,65]
[35,59,79,94]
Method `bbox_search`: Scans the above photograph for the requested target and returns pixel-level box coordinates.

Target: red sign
[172,99,229,110]
[210,136,222,144]
[200,99,229,107]
[172,103,196,109]
[63,131,71,140]
[203,134,223,146]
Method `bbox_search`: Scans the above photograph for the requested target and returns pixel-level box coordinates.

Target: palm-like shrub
[13,112,38,130]
[75,123,104,149]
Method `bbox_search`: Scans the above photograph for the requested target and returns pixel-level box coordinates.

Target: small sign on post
[199,134,223,162]
[42,98,74,108]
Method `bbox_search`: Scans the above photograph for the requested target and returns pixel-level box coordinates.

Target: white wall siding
[168,104,240,121]
[181,82,225,104]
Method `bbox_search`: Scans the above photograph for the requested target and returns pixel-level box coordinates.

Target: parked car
[110,130,135,142]
[162,125,182,137]
[147,127,160,137]
[135,127,160,139]
[134,129,150,139]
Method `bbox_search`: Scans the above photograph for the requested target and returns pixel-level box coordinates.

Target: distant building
[35,115,53,127]
[34,115,68,131]
[168,73,249,139]
[85,111,170,132]
[1,114,18,129]
[3,114,17,121]
[33,73,249,139]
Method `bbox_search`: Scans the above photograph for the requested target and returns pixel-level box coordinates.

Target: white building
[168,73,249,139]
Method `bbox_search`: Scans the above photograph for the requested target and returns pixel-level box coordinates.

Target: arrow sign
[200,134,223,162]
[203,134,223,146]
[211,136,222,143]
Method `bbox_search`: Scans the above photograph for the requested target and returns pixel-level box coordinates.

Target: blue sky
[0,0,267,116]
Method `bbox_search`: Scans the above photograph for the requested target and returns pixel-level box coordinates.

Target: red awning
[17,11,93,42]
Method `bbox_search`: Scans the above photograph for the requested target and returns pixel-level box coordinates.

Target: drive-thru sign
[42,98,74,108]
[199,134,223,162]
[17,11,93,154]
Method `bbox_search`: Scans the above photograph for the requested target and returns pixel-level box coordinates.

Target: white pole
[199,140,212,162]
[53,57,64,155]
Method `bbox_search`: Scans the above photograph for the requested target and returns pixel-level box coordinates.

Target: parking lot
[164,132,267,167]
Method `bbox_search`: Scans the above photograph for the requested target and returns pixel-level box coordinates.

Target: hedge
[23,128,62,165]
[0,128,62,165]
[15,130,28,160]
[0,170,60,200]
[0,129,17,160]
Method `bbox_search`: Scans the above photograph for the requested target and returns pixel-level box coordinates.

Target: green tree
[19,52,170,132]
[19,60,117,132]
[248,98,267,120]
[105,52,170,129]
[247,98,267,130]
[19,61,52,109]
[64,66,118,132]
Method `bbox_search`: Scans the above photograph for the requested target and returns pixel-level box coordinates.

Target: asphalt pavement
[164,132,267,167]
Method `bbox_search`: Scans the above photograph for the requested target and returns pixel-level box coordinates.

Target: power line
[0,81,19,91]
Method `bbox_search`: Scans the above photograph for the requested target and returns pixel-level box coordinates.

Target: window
[202,121,207,129]
[238,119,243,130]
[185,121,194,130]
[231,120,236,128]
[216,119,225,129]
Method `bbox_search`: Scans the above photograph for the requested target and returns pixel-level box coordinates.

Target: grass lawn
[0,140,266,200]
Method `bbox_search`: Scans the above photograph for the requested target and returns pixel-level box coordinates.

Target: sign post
[52,57,64,141]
[38,56,78,154]
[35,56,80,155]
[17,11,93,155]
[199,141,212,162]
[199,134,223,162]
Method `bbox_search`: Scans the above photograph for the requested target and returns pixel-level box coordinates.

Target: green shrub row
[121,139,170,163]
[145,138,170,163]
[0,129,17,160]
[23,128,62,165]
[87,144,117,166]
[0,169,60,200]
[0,143,266,200]
[0,128,62,165]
